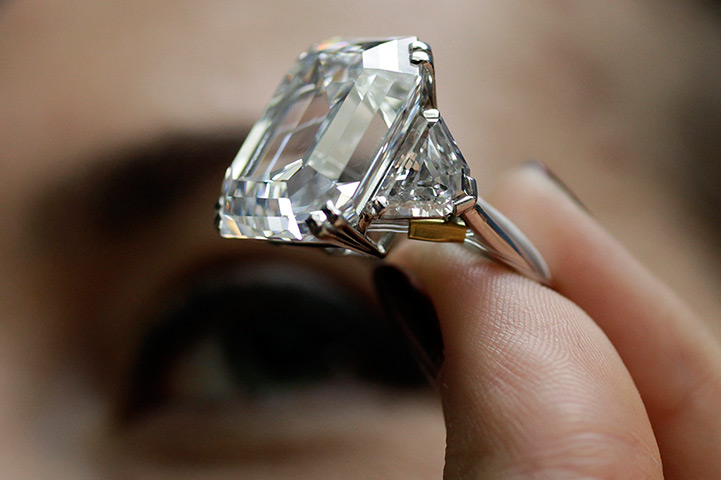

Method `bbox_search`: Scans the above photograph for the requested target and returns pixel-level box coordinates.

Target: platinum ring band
[365,199,550,284]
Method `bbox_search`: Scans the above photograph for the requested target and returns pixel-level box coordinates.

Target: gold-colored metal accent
[408,218,467,243]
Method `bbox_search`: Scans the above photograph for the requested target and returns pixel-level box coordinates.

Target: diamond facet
[218,37,474,247]
[219,37,422,242]
[375,113,470,219]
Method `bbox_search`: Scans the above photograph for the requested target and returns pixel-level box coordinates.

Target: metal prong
[357,195,389,232]
[452,174,478,216]
[409,40,437,110]
[306,201,386,257]
[409,40,434,65]
[452,194,476,216]
[423,108,440,123]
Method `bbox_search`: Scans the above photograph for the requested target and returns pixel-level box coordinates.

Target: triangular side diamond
[375,114,470,219]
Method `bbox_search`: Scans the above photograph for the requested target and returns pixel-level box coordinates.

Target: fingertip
[392,245,661,478]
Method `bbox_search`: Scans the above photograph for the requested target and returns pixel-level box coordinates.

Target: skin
[0,0,720,478]
[390,168,721,478]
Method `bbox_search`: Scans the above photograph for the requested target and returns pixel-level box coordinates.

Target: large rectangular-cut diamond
[219,37,421,242]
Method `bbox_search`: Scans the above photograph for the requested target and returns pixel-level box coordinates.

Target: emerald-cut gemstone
[219,37,422,242]
[218,37,472,244]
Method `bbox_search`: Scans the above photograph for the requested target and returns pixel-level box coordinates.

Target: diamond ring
[216,37,551,284]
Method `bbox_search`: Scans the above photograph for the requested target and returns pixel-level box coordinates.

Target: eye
[121,257,428,420]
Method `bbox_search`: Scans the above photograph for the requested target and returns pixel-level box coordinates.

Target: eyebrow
[37,131,246,248]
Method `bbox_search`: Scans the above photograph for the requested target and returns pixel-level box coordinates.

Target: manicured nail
[373,264,444,385]
[523,160,591,214]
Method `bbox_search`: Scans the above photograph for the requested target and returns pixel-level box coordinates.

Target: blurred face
[1,1,720,478]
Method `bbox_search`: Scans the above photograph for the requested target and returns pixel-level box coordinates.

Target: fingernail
[523,160,591,214]
[373,264,444,385]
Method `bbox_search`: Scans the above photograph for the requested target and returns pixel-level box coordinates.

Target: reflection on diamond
[219,37,421,242]
[376,115,470,219]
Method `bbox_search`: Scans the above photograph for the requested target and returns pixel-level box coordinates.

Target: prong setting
[409,40,437,110]
[357,195,389,232]
[452,174,478,216]
[306,201,385,256]
[422,108,440,123]
[409,40,434,65]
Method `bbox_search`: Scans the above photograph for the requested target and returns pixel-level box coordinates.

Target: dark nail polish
[523,160,591,214]
[373,264,444,385]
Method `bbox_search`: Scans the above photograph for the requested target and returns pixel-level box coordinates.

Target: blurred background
[0,1,720,478]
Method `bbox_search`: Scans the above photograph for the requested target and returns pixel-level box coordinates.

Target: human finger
[385,246,662,477]
[484,163,721,479]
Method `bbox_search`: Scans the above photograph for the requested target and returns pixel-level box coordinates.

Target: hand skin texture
[388,165,721,479]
